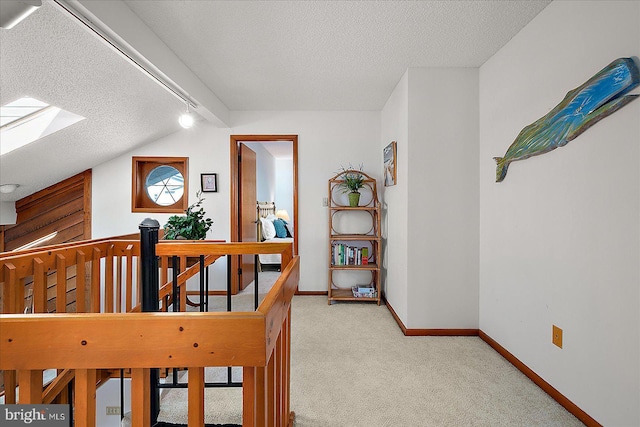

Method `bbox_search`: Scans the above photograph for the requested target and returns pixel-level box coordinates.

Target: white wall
[479,1,639,425]
[93,110,380,292]
[92,124,232,289]
[0,201,16,225]
[381,71,409,324]
[230,111,381,291]
[407,68,479,329]
[380,68,479,330]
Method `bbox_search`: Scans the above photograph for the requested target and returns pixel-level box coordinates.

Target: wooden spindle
[105,245,114,313]
[75,369,97,427]
[91,247,101,312]
[76,250,86,313]
[56,254,67,313]
[131,368,151,427]
[18,369,43,404]
[243,366,256,427]
[188,367,205,426]
[32,258,46,313]
[125,245,133,312]
[116,255,123,313]
[2,262,17,314]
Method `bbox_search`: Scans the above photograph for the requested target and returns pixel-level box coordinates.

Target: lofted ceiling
[0,0,551,203]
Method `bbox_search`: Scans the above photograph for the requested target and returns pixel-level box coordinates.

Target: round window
[145,165,184,206]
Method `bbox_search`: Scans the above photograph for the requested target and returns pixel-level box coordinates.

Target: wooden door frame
[230,135,299,294]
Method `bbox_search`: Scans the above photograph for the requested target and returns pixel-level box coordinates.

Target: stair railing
[1,228,298,426]
[0,229,217,406]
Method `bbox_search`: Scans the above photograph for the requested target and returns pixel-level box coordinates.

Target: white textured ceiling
[0,1,187,202]
[124,0,552,110]
[0,0,551,202]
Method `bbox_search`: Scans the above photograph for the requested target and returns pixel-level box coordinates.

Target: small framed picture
[383,141,397,186]
[201,173,218,192]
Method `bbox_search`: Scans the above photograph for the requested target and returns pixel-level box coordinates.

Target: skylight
[0,97,85,156]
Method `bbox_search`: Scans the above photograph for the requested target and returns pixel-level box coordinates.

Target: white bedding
[259,237,294,265]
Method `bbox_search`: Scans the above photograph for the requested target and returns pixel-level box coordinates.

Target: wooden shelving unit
[328,171,381,305]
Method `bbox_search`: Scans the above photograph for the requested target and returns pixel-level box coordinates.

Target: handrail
[0,236,224,406]
[0,240,298,426]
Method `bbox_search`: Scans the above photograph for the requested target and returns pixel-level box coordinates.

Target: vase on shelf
[348,191,360,207]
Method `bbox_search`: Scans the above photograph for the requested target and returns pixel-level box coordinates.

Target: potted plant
[163,191,213,240]
[337,164,365,207]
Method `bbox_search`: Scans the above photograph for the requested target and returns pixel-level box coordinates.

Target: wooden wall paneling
[14,178,84,221]
[6,195,84,242]
[3,170,91,252]
[5,212,84,251]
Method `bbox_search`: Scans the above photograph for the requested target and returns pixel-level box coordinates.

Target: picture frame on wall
[383,141,397,186]
[201,173,218,192]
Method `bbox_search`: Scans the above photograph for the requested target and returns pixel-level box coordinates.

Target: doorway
[229,135,299,294]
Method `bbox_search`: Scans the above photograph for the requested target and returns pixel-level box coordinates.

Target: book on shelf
[331,243,371,266]
[352,285,377,298]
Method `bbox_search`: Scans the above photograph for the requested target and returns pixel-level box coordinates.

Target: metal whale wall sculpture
[494,57,639,182]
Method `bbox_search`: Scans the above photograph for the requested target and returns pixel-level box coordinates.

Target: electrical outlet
[322,197,328,207]
[552,325,563,348]
[106,406,121,416]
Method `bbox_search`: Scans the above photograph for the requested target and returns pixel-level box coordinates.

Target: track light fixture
[178,102,194,129]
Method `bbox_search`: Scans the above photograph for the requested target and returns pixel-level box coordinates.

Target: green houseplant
[163,191,213,240]
[337,164,365,207]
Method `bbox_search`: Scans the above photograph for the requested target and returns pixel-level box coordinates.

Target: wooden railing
[0,238,298,426]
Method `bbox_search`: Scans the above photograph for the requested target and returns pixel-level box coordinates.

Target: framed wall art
[383,141,397,186]
[201,173,218,193]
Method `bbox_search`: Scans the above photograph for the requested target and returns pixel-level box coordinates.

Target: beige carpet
[157,274,584,426]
